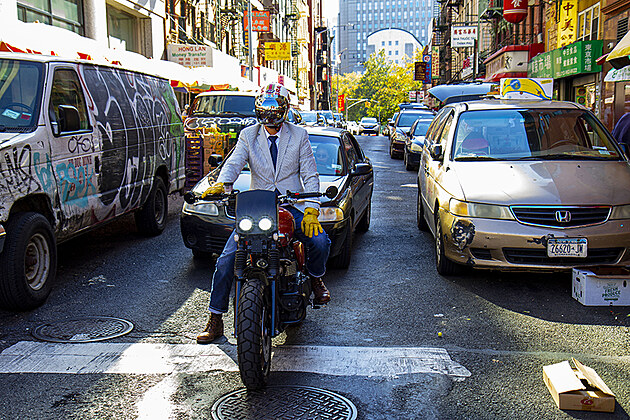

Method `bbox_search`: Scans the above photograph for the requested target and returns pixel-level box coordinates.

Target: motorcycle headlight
[258,217,273,231]
[449,198,514,220]
[610,204,630,220]
[182,202,219,216]
[239,218,253,231]
[318,207,344,222]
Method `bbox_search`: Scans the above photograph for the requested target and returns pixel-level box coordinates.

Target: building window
[395,50,399,55]
[17,0,84,34]
[578,3,599,41]
[107,5,142,53]
[395,40,399,45]
[388,40,392,45]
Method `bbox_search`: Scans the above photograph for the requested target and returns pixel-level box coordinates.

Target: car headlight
[239,218,253,231]
[410,142,423,152]
[318,207,344,222]
[610,204,630,220]
[182,202,219,216]
[449,198,514,220]
[258,217,273,231]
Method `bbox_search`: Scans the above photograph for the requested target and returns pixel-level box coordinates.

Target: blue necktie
[269,135,278,168]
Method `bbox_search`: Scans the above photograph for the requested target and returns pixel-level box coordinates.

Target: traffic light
[365,101,371,108]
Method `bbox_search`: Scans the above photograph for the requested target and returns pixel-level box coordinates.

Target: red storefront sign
[244,11,271,32]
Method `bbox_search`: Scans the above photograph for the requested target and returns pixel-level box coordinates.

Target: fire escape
[285,0,300,89]
[315,27,331,110]
[434,0,462,84]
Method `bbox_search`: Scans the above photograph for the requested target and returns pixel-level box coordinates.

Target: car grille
[503,247,622,265]
[225,198,237,218]
[510,206,611,228]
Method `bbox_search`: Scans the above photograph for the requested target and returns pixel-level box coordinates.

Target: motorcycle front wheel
[236,277,272,389]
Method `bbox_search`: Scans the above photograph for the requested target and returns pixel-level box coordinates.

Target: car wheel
[389,142,396,159]
[356,202,371,233]
[135,176,168,236]
[329,219,353,269]
[0,212,56,310]
[435,214,457,276]
[416,189,429,232]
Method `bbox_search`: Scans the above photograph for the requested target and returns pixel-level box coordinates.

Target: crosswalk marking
[0,341,471,379]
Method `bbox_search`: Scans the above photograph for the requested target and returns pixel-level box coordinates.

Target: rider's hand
[301,207,323,238]
[201,182,224,198]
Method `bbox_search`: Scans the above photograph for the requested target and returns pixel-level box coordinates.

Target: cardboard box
[572,267,630,306]
[543,358,615,413]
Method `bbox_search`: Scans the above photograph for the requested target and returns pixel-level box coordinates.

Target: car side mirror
[208,153,223,167]
[618,141,629,158]
[350,162,372,177]
[325,185,338,199]
[430,144,443,160]
[58,105,80,133]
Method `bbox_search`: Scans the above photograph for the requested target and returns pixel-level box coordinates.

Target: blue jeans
[208,206,331,314]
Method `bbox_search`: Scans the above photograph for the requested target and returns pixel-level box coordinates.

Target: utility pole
[247,0,253,81]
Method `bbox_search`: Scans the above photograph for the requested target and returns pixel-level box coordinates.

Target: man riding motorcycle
[197,83,332,344]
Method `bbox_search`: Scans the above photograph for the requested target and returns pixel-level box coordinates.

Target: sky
[323,0,339,26]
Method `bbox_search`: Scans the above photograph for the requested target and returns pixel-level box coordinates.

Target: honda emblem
[555,210,571,223]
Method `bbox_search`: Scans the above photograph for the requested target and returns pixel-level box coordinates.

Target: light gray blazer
[217,122,320,211]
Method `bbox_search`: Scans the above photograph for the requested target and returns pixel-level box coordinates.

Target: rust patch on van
[451,220,475,250]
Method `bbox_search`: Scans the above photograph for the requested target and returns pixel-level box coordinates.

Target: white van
[0,53,186,310]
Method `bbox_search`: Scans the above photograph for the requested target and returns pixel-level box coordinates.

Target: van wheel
[0,212,56,310]
[135,176,168,236]
[435,214,457,276]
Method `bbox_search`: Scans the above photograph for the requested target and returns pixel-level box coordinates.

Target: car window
[425,108,450,147]
[345,132,365,160]
[437,112,454,147]
[301,111,317,122]
[309,134,344,175]
[341,133,359,167]
[413,120,432,136]
[49,68,90,131]
[190,94,255,117]
[452,109,622,161]
[397,112,433,127]
[0,59,43,132]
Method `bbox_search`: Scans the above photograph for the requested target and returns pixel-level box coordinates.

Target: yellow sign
[265,42,291,60]
[557,0,577,48]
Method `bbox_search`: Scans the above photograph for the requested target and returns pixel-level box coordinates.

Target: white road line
[0,341,471,380]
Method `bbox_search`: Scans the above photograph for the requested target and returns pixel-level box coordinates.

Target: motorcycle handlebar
[183,185,338,204]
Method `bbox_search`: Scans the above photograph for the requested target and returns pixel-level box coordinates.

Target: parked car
[403,116,435,171]
[390,108,435,158]
[300,111,327,127]
[333,112,347,129]
[383,112,398,137]
[417,98,630,275]
[347,120,360,135]
[359,117,379,135]
[286,108,302,125]
[0,53,185,310]
[181,127,374,269]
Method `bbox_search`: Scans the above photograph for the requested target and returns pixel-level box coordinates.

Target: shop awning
[607,31,630,69]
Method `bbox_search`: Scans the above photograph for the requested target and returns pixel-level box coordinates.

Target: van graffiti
[67,135,95,154]
[33,152,55,194]
[0,144,37,195]
[184,116,257,131]
[55,159,97,207]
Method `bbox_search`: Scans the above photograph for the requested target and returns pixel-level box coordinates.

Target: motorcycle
[184,185,338,389]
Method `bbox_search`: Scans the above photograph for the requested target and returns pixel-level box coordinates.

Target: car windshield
[0,59,44,132]
[190,94,255,117]
[321,110,334,120]
[413,120,432,136]
[309,134,344,176]
[334,113,343,121]
[397,112,433,127]
[452,109,623,161]
[362,118,377,124]
[301,111,318,122]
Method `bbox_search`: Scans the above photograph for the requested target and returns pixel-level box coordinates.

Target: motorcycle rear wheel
[237,278,272,389]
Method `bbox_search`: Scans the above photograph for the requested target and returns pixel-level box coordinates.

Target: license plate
[547,238,588,258]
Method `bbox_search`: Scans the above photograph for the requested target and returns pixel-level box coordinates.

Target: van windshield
[190,94,256,117]
[0,59,44,133]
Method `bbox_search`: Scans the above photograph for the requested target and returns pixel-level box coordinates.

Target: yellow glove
[201,182,224,198]
[301,207,323,238]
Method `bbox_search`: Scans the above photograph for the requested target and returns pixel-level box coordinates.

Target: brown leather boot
[196,313,224,344]
[311,277,331,305]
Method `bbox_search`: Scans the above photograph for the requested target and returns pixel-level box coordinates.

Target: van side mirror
[58,105,80,133]
[208,154,223,167]
[430,144,443,160]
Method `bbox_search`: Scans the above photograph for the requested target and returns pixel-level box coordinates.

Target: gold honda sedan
[417,99,630,274]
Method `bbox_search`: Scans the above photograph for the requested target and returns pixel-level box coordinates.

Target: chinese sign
[167,43,213,68]
[451,26,478,48]
[557,0,577,48]
[528,40,602,79]
[265,42,291,60]
[244,11,270,32]
[431,46,440,79]
[338,94,345,112]
[423,54,432,84]
[485,48,529,81]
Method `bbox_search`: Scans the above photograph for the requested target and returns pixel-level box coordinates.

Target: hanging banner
[244,11,270,32]
[557,0,578,48]
[423,54,432,84]
[431,46,440,79]
[265,42,291,60]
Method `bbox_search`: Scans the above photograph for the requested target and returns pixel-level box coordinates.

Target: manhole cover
[32,317,134,343]
[212,386,357,420]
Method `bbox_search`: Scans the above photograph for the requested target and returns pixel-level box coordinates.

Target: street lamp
[335,48,348,112]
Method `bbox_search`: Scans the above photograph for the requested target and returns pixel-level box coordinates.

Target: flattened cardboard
[543,358,615,413]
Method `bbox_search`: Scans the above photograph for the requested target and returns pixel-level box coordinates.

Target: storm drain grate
[32,317,134,343]
[211,386,358,420]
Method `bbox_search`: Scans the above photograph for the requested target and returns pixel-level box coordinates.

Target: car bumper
[0,224,5,253]
[439,211,630,271]
[360,126,378,133]
[391,139,405,153]
[181,210,350,257]
[405,148,421,165]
